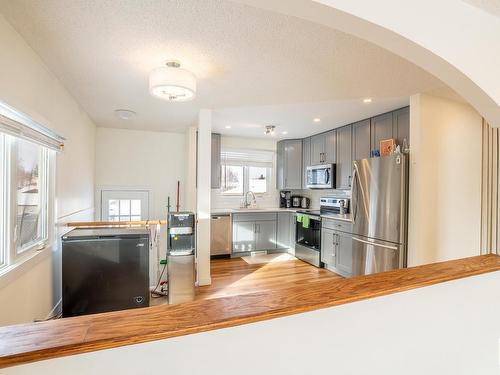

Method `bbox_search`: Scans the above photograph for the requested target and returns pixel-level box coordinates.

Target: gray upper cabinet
[276,139,302,190]
[324,130,336,164]
[310,133,325,165]
[302,137,311,189]
[336,125,352,190]
[211,133,221,189]
[276,141,285,190]
[371,112,393,153]
[352,119,371,161]
[310,131,336,165]
[393,106,410,147]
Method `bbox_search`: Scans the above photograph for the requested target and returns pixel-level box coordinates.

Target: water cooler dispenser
[167,212,196,304]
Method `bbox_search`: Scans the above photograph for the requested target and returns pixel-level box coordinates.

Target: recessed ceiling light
[225,125,231,129]
[114,109,136,120]
[313,118,321,123]
[281,131,288,135]
[363,98,372,103]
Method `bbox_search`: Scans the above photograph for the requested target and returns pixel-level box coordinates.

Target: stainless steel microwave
[306,164,335,189]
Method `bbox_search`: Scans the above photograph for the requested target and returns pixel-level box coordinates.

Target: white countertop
[211,207,312,215]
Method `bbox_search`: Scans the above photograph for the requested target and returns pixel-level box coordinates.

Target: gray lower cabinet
[255,220,277,251]
[321,223,353,277]
[352,119,371,161]
[302,137,311,189]
[321,227,336,265]
[276,139,302,190]
[232,213,280,253]
[336,125,352,189]
[277,212,291,249]
[335,232,353,276]
[211,133,221,189]
[232,221,256,253]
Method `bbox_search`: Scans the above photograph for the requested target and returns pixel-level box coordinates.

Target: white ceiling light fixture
[149,60,196,102]
[363,98,372,103]
[225,125,231,129]
[281,131,288,135]
[264,125,276,135]
[114,109,136,120]
[313,118,321,123]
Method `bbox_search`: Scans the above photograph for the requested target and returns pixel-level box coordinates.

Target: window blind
[0,101,65,151]
[221,148,274,167]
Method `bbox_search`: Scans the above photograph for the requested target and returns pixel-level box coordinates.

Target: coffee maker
[280,191,291,208]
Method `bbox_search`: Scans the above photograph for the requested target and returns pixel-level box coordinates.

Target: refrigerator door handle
[350,166,358,223]
[351,236,398,250]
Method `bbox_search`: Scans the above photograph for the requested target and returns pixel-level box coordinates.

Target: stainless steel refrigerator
[350,154,409,276]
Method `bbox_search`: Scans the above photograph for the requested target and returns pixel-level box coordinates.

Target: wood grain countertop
[1,254,499,369]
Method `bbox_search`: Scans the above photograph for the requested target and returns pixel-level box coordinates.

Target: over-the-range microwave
[306,164,336,189]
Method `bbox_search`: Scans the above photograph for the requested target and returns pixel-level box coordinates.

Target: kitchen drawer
[322,218,352,233]
[232,212,277,222]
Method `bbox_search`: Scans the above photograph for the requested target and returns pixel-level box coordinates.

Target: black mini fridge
[62,228,150,317]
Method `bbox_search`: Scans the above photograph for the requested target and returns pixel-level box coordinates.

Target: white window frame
[97,187,152,221]
[0,135,7,269]
[0,134,51,273]
[221,164,272,197]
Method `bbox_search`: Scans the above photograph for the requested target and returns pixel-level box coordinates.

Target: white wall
[211,135,279,209]
[0,15,96,325]
[95,127,187,282]
[408,93,483,266]
[95,127,186,219]
[4,270,500,375]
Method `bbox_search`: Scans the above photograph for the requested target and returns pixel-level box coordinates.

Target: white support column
[185,126,197,213]
[196,109,211,286]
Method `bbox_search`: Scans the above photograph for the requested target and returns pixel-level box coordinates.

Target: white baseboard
[46,298,62,319]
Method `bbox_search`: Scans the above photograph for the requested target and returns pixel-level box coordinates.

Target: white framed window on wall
[0,101,63,273]
[220,149,273,196]
[100,190,150,221]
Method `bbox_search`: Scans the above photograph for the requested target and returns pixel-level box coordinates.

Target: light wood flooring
[195,255,342,300]
[151,255,342,306]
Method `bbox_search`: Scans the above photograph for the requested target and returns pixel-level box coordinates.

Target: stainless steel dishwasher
[210,214,232,256]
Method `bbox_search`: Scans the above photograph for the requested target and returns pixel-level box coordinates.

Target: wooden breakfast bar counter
[1,254,500,369]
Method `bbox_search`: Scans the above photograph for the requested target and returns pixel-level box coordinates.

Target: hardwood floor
[150,254,342,306]
[195,255,342,300]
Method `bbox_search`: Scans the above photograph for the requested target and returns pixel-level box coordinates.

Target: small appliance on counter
[62,228,150,317]
[300,197,310,209]
[291,195,302,208]
[280,191,291,208]
[167,211,196,305]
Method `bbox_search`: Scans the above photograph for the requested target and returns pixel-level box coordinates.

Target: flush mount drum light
[149,60,196,102]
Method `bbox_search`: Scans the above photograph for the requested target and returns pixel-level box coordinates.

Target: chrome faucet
[244,191,256,208]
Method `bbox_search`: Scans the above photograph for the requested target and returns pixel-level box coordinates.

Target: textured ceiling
[0,0,447,137]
